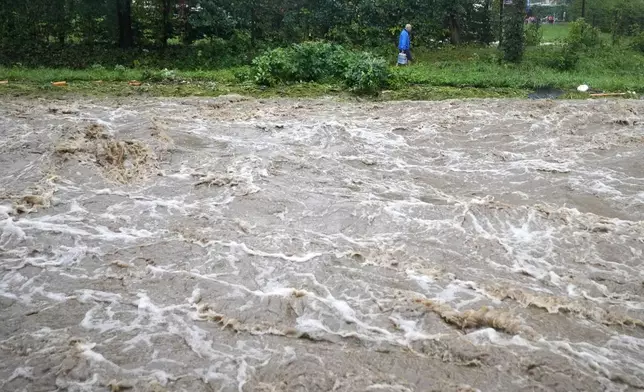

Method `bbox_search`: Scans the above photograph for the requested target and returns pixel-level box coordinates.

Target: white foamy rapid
[1,96,643,392]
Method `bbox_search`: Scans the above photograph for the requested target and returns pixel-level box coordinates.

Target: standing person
[398,24,412,65]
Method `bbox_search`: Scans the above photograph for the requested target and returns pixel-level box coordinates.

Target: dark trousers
[402,49,413,62]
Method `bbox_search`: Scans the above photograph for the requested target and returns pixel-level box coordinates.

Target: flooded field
[1,96,643,392]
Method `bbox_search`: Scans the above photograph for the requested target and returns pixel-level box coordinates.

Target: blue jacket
[399,29,410,51]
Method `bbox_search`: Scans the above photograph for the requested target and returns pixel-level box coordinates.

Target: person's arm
[399,31,409,51]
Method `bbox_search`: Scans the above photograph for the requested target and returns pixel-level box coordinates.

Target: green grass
[539,23,612,43]
[402,43,644,92]
[541,23,572,42]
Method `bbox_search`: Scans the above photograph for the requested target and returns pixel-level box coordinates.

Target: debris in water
[235,218,254,234]
[415,299,532,337]
[54,124,156,183]
[21,195,46,207]
[110,260,133,268]
[107,380,134,392]
[485,286,644,329]
[292,289,308,298]
[193,173,237,187]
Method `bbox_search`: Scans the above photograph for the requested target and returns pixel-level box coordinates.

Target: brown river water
[1,96,643,392]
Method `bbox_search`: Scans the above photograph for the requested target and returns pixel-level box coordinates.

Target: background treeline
[2,0,643,69]
[0,0,531,68]
[0,0,498,68]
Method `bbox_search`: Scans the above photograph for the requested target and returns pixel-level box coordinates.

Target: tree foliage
[568,0,644,37]
[500,0,526,63]
[3,0,642,69]
[1,0,496,68]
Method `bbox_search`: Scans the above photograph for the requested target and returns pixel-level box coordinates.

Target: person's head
[405,24,412,32]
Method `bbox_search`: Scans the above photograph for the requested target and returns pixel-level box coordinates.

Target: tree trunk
[117,0,133,48]
[449,14,460,44]
[499,0,504,46]
[581,0,586,18]
[250,0,258,49]
[161,0,171,47]
[179,0,190,44]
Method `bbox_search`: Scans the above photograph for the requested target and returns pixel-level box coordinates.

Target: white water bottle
[397,52,407,65]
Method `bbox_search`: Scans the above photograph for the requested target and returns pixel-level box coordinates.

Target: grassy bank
[0,77,531,101]
[1,39,643,100]
[397,45,644,92]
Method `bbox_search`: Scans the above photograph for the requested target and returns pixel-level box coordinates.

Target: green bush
[567,18,601,49]
[343,54,389,93]
[289,42,350,81]
[251,41,388,92]
[530,45,580,71]
[233,66,253,83]
[252,47,294,86]
[632,32,644,53]
[252,42,351,86]
[525,23,543,47]
[551,45,581,71]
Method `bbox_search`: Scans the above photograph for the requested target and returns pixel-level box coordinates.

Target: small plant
[114,64,126,72]
[91,63,105,70]
[160,68,176,80]
[344,54,388,93]
[552,45,580,71]
[531,45,580,71]
[232,67,253,83]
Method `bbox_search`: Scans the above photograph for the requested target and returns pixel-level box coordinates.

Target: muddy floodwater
[1,96,644,392]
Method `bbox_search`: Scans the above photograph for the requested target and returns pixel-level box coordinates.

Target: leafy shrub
[233,66,253,83]
[525,23,543,47]
[252,47,294,86]
[632,32,644,53]
[344,54,389,93]
[550,45,580,71]
[251,41,388,92]
[567,19,601,49]
[530,45,580,71]
[251,41,352,85]
[289,42,350,81]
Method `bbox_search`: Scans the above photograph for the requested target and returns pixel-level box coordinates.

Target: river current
[1,96,643,392]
